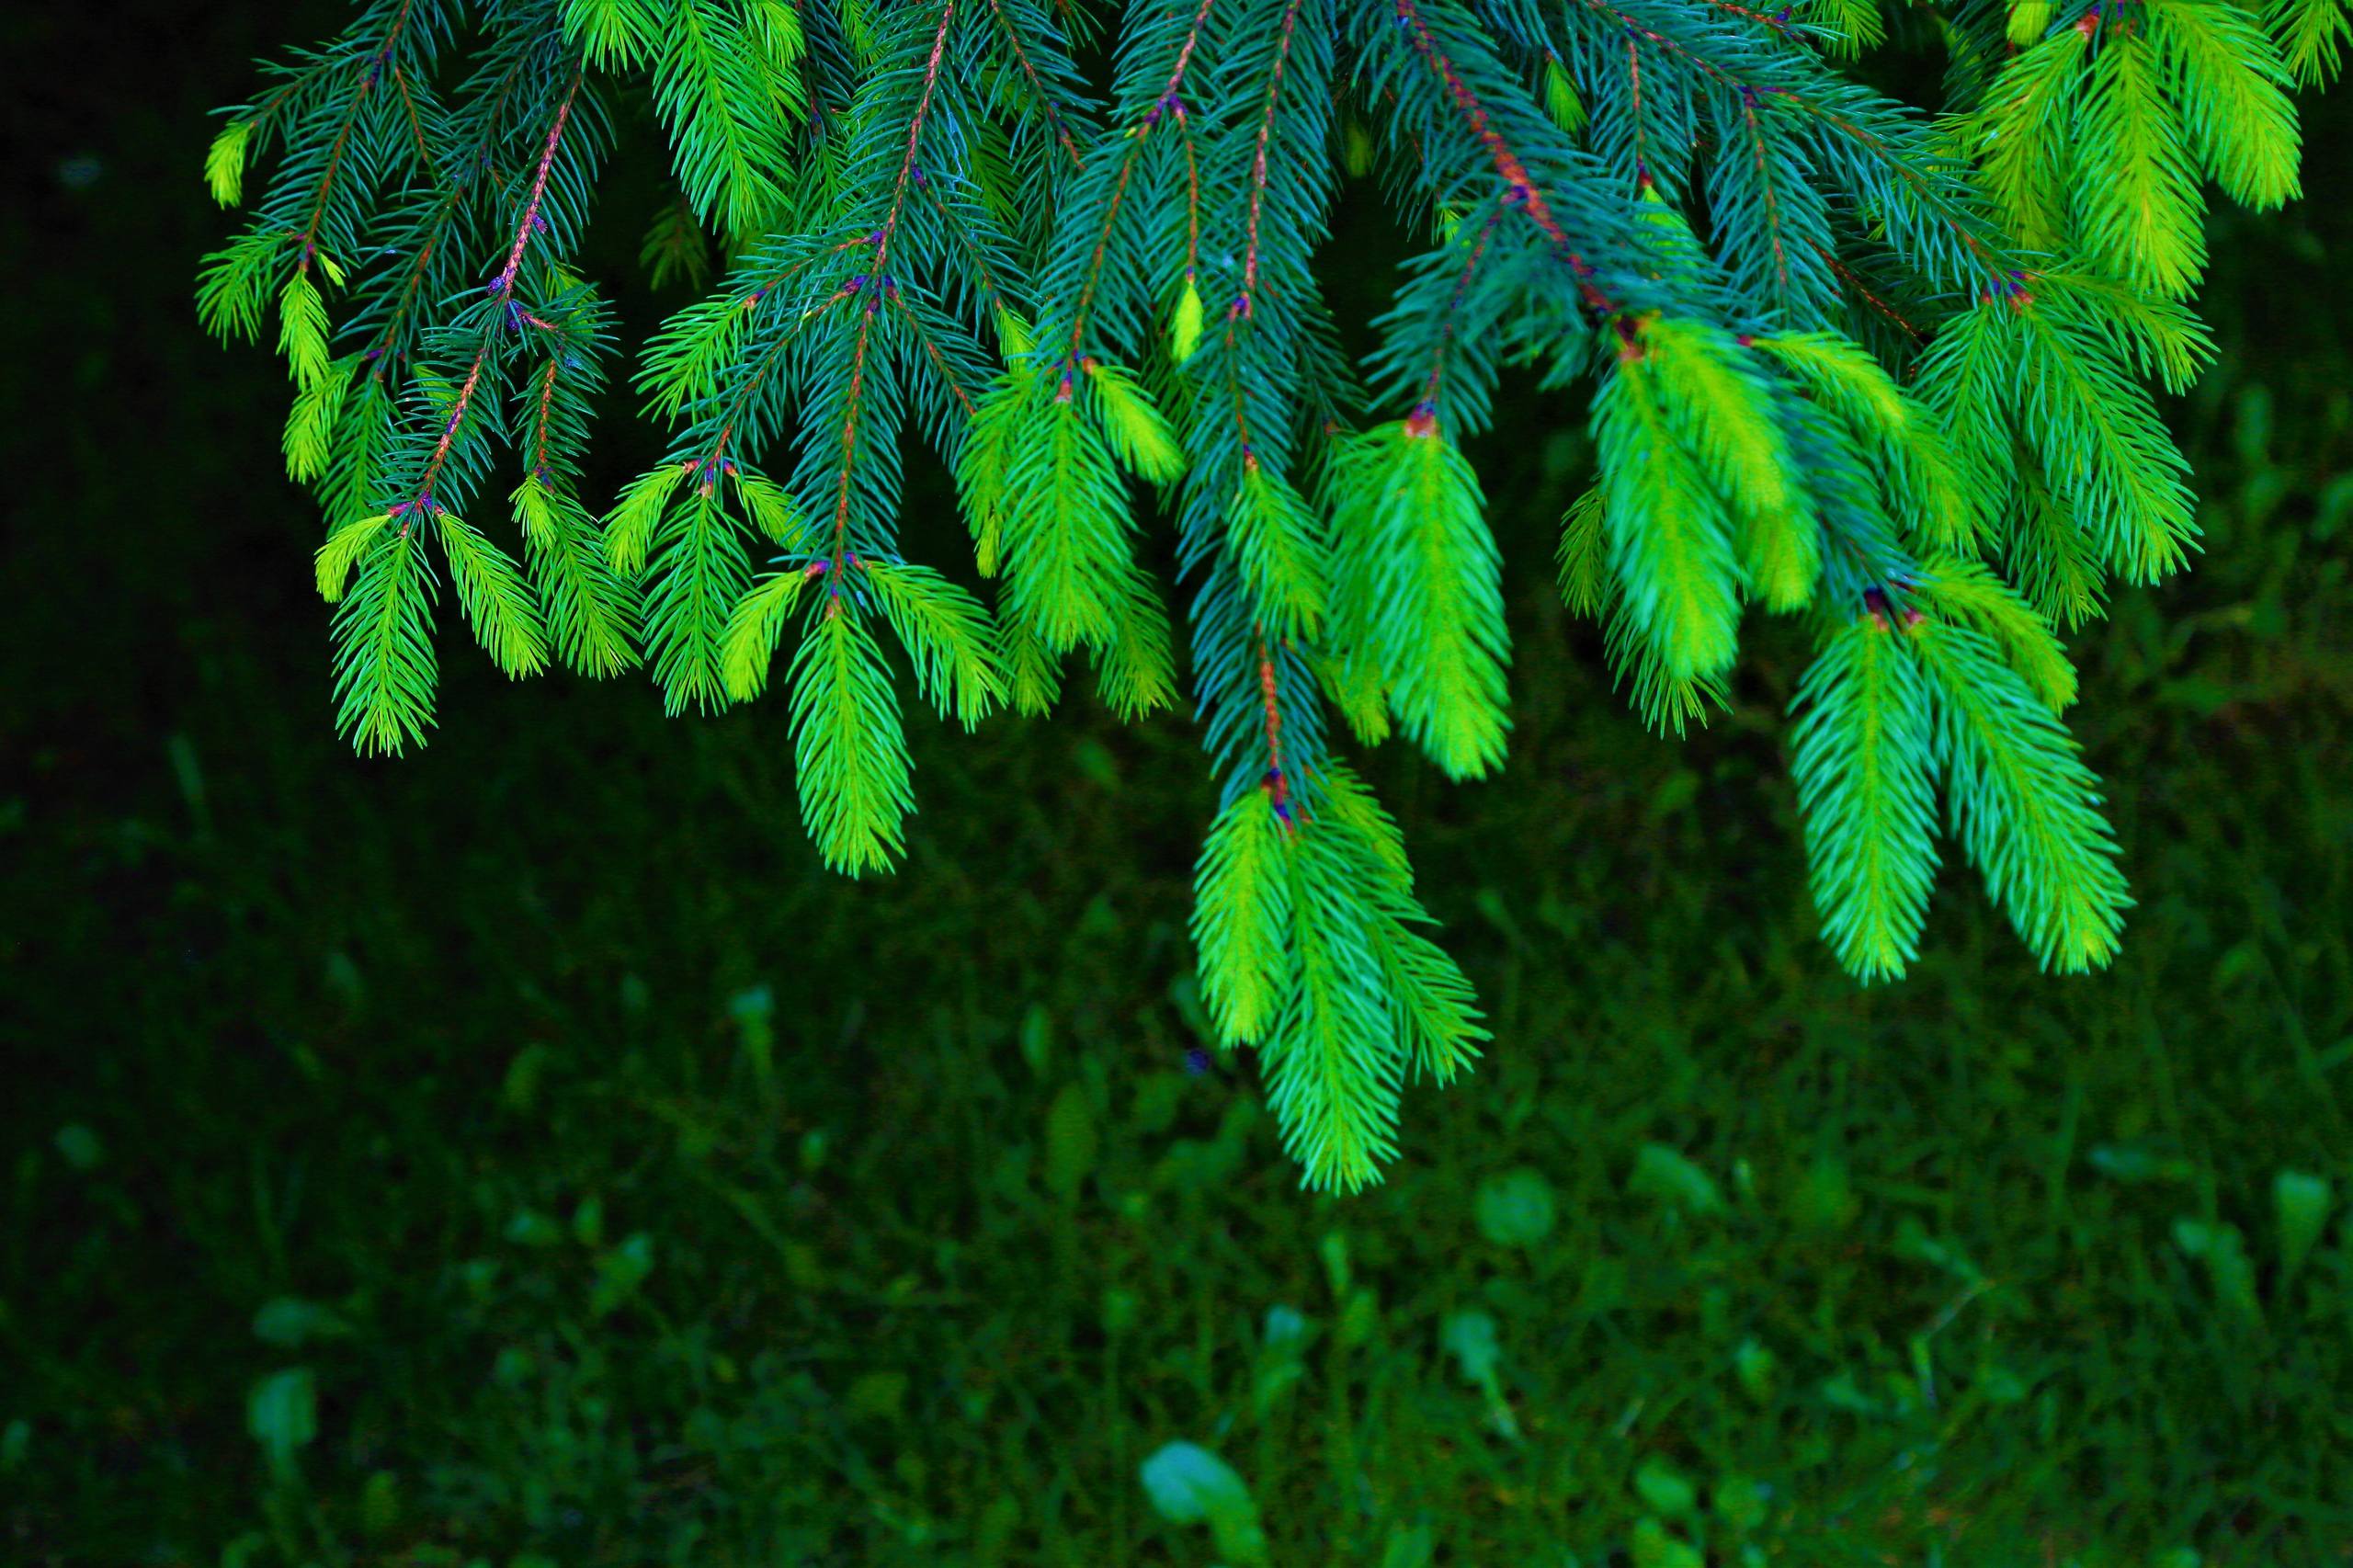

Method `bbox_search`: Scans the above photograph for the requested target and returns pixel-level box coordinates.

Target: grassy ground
[6,10,2353,1566]
[8,380,2352,1566]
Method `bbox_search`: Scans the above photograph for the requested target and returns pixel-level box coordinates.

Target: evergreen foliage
[201,0,2333,1187]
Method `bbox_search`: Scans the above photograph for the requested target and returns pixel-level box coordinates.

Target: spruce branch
[202,0,2336,1189]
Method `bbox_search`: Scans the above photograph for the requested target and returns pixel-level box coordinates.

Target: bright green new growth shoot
[200,0,2341,1188]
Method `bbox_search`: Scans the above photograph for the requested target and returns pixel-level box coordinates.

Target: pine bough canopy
[200,0,2342,1188]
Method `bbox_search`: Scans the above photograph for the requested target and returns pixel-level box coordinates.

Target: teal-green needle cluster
[199,0,2337,1187]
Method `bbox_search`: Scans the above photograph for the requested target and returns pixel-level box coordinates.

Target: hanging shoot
[199,0,2341,1188]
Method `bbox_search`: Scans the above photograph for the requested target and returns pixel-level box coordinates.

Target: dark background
[5,3,2352,1564]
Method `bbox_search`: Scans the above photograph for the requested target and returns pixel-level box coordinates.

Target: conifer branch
[982,0,1087,169]
[291,0,420,277]
[406,68,584,521]
[1064,0,1219,358]
[1237,0,1307,320]
[1392,0,1620,312]
[202,0,2334,1188]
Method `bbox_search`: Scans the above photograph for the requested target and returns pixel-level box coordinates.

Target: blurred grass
[5,7,2353,1566]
